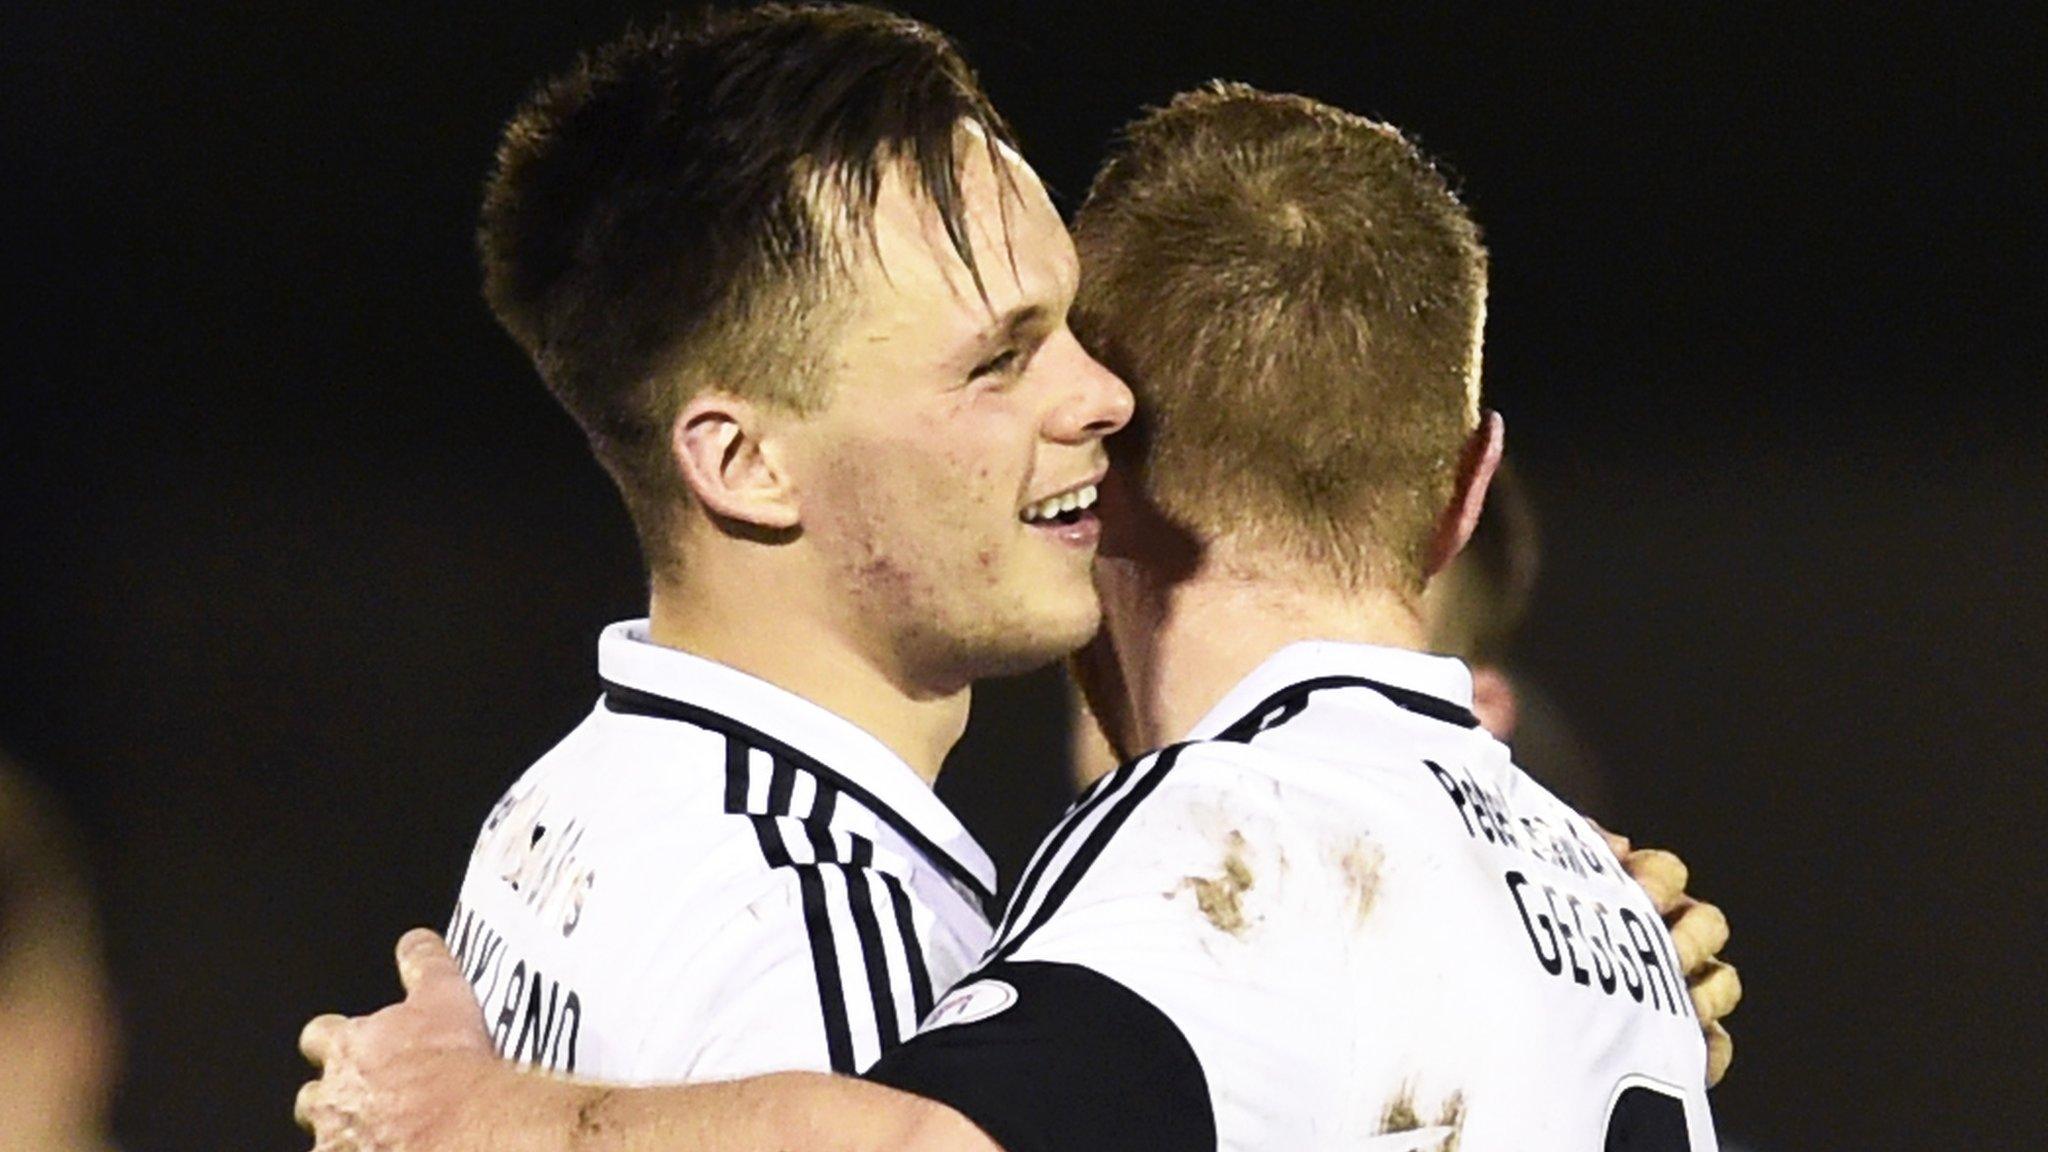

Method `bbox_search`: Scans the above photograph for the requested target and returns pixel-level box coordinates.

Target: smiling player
[431,3,1130,1083]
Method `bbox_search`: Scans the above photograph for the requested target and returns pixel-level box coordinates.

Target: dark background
[3,3,2042,1149]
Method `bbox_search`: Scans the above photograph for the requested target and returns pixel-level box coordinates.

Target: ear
[672,392,802,532]
[1424,409,1505,579]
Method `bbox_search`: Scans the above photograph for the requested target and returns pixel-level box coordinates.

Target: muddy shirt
[867,641,1717,1152]
[448,620,996,1081]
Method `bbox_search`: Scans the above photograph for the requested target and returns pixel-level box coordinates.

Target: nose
[1043,330,1135,444]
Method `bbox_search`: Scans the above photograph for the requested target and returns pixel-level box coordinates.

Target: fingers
[295,1079,321,1130]
[1667,900,1730,975]
[300,1014,348,1068]
[1689,959,1742,1026]
[1622,848,1688,915]
[393,929,494,1054]
[397,928,487,1029]
[397,927,457,993]
[1704,1021,1734,1087]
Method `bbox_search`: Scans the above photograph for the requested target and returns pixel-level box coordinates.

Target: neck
[1099,550,1428,753]
[647,577,969,785]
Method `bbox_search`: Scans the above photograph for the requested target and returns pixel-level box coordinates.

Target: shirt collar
[597,619,997,900]
[1184,640,1478,743]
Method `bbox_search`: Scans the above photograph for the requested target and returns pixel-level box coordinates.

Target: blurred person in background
[1418,459,1609,819]
[0,754,120,1152]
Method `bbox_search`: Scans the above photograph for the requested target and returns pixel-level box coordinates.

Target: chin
[962,598,1102,681]
[1036,588,1105,654]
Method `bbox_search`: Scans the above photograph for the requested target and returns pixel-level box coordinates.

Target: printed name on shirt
[1424,759,1616,880]
[1502,871,1691,1018]
[1424,759,1691,1020]
[448,898,585,1073]
[477,785,597,938]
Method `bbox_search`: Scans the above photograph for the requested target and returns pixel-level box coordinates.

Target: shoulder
[987,731,1467,971]
[981,742,1290,962]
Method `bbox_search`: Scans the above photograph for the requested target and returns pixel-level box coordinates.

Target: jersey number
[1603,1082,1691,1152]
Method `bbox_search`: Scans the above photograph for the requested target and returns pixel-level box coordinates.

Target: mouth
[1018,478,1103,550]
[1019,481,1100,528]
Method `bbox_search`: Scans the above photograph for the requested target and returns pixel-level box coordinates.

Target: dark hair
[479,3,1016,571]
[1072,82,1487,593]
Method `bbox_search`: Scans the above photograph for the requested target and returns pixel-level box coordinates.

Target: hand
[296,929,500,1151]
[1595,825,1741,1087]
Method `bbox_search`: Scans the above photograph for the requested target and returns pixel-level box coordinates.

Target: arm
[297,930,998,1152]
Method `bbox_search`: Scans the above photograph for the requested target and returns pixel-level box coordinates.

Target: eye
[969,347,1023,381]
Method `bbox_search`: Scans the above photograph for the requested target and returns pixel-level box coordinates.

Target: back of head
[478,3,1014,573]
[1072,83,1487,596]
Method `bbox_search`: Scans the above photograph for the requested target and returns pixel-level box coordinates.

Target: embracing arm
[434,1066,978,1152]
[296,930,998,1152]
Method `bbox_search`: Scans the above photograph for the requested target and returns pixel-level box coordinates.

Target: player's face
[782,138,1134,689]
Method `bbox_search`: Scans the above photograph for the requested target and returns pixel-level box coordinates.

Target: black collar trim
[1214,674,1482,744]
[602,679,997,910]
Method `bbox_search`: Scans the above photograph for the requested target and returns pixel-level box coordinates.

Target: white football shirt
[447,620,997,1082]
[870,641,1717,1152]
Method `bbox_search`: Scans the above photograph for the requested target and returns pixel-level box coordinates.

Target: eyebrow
[977,303,1051,347]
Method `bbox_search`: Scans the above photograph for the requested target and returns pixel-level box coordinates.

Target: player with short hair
[434,2,1132,1083]
[894,84,1720,1148]
[298,82,1733,1151]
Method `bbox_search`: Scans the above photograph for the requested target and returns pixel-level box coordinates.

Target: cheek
[898,403,1023,534]
[802,396,1036,596]
[811,450,915,554]
[809,429,1005,587]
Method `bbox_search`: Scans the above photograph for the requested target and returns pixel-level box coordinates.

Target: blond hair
[1073,83,1487,593]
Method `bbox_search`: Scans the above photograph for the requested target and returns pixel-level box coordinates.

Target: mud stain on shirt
[1184,830,1257,936]
[1377,1082,1466,1152]
[1333,837,1385,927]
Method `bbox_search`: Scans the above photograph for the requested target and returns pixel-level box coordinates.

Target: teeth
[1022,483,1099,523]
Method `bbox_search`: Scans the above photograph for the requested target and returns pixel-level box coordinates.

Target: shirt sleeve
[862,959,1215,1152]
[627,855,923,1080]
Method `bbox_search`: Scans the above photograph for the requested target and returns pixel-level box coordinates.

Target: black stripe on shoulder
[722,736,791,867]
[880,872,936,1022]
[721,732,855,1069]
[602,680,995,909]
[767,753,798,815]
[841,867,901,1049]
[1215,674,1480,742]
[794,865,858,1072]
[989,743,1193,965]
[993,755,1142,943]
[722,737,749,813]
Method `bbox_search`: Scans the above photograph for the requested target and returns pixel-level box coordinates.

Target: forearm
[456,1063,996,1152]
